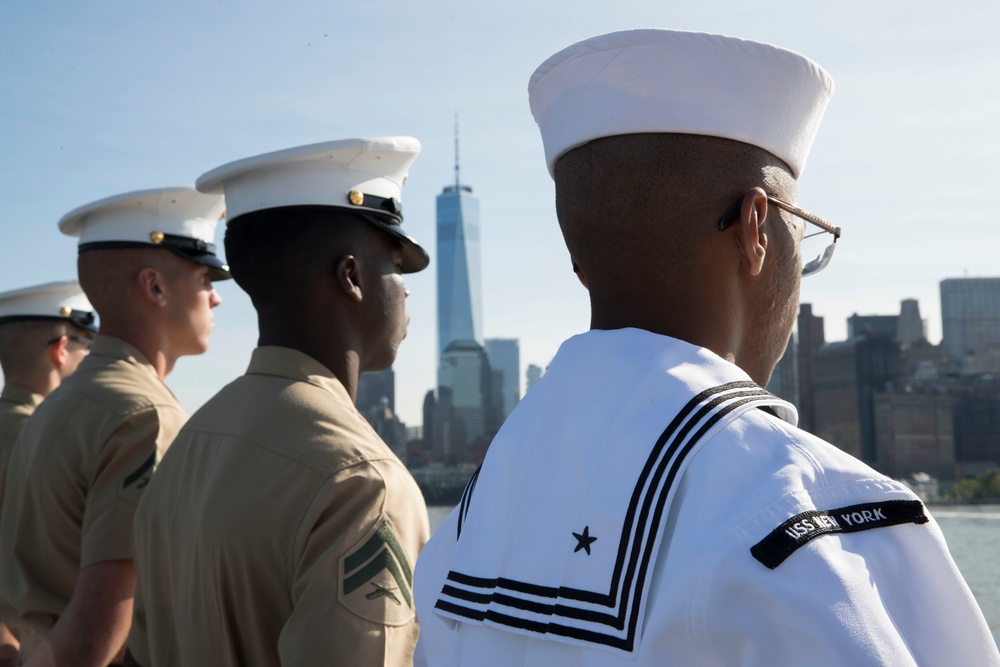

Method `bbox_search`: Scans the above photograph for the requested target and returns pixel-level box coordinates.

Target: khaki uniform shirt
[0,384,43,637]
[0,335,186,647]
[0,384,44,512]
[129,346,430,667]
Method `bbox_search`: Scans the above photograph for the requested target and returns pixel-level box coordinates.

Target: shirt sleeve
[413,508,462,667]
[80,406,163,567]
[693,518,1000,666]
[277,458,430,666]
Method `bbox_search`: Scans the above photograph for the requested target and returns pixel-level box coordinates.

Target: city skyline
[1,1,998,426]
[766,280,1000,486]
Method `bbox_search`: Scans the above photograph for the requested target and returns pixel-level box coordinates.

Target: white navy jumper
[413,329,999,666]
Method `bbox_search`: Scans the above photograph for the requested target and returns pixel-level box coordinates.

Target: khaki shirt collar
[87,334,163,382]
[0,383,44,408]
[245,346,353,406]
[90,334,156,366]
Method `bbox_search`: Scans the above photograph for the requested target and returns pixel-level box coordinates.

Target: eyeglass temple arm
[766,197,841,239]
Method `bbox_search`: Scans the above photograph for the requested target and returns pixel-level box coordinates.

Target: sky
[1,0,999,425]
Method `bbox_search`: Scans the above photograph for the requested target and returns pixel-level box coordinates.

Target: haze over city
[1,0,998,425]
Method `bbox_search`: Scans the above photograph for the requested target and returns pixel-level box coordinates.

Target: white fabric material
[58,187,224,245]
[195,136,419,222]
[414,329,1000,666]
[0,280,92,321]
[528,29,834,178]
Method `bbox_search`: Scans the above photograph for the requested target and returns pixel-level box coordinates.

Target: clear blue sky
[2,0,998,424]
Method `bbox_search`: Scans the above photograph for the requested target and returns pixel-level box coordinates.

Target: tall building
[796,303,826,433]
[813,336,900,464]
[357,368,394,414]
[485,338,520,419]
[768,332,798,408]
[526,364,543,393]
[897,298,925,347]
[436,123,482,356]
[874,390,955,480]
[355,369,405,459]
[847,314,898,341]
[431,339,498,465]
[940,277,1000,370]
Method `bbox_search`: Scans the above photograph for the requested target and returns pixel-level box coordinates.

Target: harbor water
[427,504,1000,643]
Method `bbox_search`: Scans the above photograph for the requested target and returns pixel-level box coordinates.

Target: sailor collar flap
[432,329,796,655]
[245,346,352,405]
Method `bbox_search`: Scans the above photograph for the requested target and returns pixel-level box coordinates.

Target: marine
[126,137,430,666]
[0,280,96,664]
[0,187,227,666]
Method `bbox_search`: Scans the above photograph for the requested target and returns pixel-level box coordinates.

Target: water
[931,504,1000,641]
[426,504,1000,642]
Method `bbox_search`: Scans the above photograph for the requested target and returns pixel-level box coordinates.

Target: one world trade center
[436,124,483,356]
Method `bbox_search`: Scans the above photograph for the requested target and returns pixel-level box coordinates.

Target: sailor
[0,280,96,664]
[413,29,1000,666]
[126,137,430,667]
[0,187,227,666]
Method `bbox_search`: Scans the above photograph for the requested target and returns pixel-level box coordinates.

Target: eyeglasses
[716,195,842,277]
[47,334,93,351]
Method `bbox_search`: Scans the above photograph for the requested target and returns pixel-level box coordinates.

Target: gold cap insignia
[150,231,165,244]
[219,209,227,221]
[59,306,72,317]
[349,189,364,206]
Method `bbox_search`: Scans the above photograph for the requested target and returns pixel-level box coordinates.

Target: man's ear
[734,188,769,277]
[136,267,168,307]
[47,335,69,368]
[571,260,589,289]
[336,255,364,303]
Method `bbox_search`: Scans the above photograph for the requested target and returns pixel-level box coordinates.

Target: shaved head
[554,133,806,384]
[224,206,380,314]
[78,248,188,319]
[554,133,796,290]
[0,320,89,377]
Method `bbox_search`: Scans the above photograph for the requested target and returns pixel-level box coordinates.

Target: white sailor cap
[58,187,231,280]
[528,29,834,179]
[196,136,429,273]
[0,280,97,332]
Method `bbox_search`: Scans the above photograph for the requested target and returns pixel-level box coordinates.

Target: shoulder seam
[172,426,401,479]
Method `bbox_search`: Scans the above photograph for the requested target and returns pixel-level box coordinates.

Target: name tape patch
[751,499,928,569]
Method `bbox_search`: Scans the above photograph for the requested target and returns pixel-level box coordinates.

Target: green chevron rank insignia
[118,452,156,505]
[339,519,416,626]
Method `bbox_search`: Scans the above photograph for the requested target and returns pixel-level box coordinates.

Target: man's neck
[257,321,360,402]
[3,372,57,398]
[588,276,756,378]
[98,322,175,380]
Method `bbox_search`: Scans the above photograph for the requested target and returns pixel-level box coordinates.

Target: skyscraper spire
[454,112,460,188]
[437,112,482,357]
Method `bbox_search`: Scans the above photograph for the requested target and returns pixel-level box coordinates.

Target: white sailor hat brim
[196,136,429,273]
[59,187,231,281]
[528,29,834,179]
[0,280,98,332]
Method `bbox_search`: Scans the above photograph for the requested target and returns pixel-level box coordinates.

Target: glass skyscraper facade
[941,278,1000,367]
[436,183,482,356]
[485,338,520,419]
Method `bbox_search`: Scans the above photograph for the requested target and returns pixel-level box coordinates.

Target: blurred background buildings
[353,142,1000,503]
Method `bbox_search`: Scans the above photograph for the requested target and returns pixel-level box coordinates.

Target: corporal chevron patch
[118,451,155,504]
[339,518,416,626]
